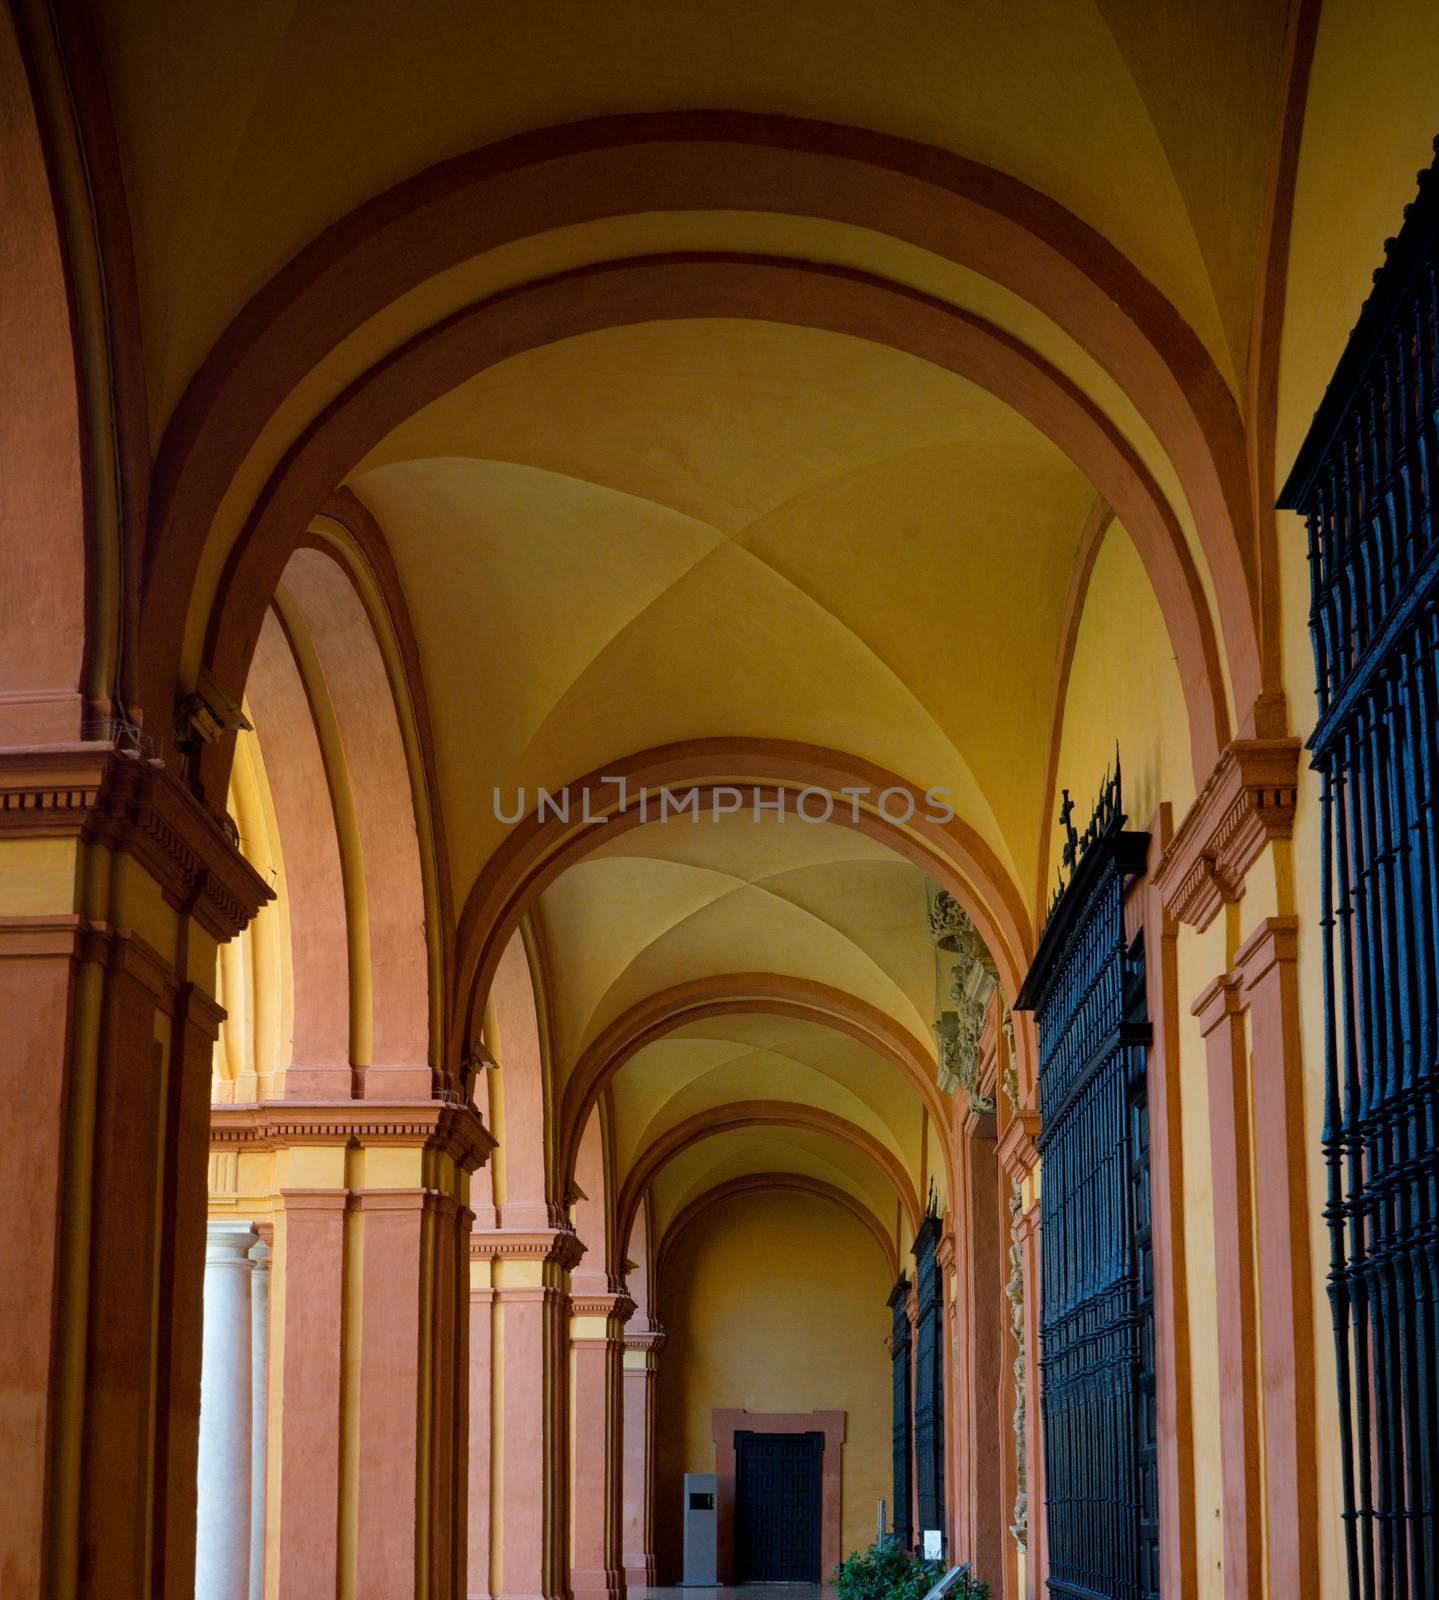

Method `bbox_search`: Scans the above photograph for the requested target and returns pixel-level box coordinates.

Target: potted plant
[833,1536,989,1600]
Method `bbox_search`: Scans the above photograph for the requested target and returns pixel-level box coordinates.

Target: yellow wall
[654,1189,892,1581]
[1052,516,1226,1579]
[1274,9,1439,1592]
[1051,518,1196,889]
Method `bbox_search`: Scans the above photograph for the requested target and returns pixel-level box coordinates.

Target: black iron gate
[1279,138,1439,1595]
[1016,767,1158,1599]
[889,1274,914,1549]
[734,1430,823,1582]
[913,1211,946,1550]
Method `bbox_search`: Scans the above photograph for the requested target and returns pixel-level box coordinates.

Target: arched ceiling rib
[82,3,1289,1264]
[93,0,1289,434]
[354,319,1097,904]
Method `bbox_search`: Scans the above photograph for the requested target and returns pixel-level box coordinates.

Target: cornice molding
[624,1325,667,1355]
[995,1108,1041,1181]
[470,1225,585,1268]
[1153,739,1300,930]
[570,1290,636,1324]
[0,745,273,940]
[210,1099,496,1170]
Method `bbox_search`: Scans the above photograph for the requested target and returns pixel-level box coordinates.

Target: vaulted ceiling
[101,0,1294,1267]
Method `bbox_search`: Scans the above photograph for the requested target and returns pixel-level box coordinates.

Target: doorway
[734,1430,823,1582]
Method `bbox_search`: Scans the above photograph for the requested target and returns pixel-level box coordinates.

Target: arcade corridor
[2,3,1438,1599]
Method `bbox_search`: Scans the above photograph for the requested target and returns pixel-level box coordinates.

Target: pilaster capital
[470,1224,586,1270]
[995,1108,1041,1182]
[1192,970,1245,1038]
[623,1323,667,1359]
[933,1230,957,1273]
[0,744,273,940]
[210,1099,496,1171]
[1233,914,1300,993]
[1152,739,1300,929]
[569,1289,636,1323]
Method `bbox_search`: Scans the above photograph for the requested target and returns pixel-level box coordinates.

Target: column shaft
[0,748,270,1600]
[248,1238,271,1600]
[621,1326,664,1586]
[276,1190,347,1600]
[570,1291,633,1600]
[470,1227,584,1600]
[197,1221,259,1600]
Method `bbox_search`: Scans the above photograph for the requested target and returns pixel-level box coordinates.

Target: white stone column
[196,1220,257,1600]
[248,1236,271,1600]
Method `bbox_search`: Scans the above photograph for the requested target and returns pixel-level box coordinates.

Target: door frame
[711,1409,846,1583]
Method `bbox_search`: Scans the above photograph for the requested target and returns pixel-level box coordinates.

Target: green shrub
[832,1536,989,1600]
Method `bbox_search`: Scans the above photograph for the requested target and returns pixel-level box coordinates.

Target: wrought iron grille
[1279,138,1439,1596]
[1016,767,1156,1599]
[912,1212,946,1546]
[889,1274,914,1549]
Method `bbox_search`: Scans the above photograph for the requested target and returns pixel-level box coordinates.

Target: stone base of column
[622,1557,656,1587]
[571,1566,626,1600]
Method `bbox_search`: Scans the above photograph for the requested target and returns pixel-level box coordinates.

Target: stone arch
[654,1173,899,1294]
[189,254,1229,814]
[452,741,1034,1094]
[140,113,1259,745]
[615,1100,922,1269]
[233,526,439,1096]
[554,973,952,1208]
[477,924,558,1231]
[0,6,89,742]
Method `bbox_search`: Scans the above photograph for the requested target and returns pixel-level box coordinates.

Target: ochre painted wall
[1275,7,1439,1592]
[653,1189,892,1582]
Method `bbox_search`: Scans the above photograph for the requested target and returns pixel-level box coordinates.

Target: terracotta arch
[554,973,953,1206]
[0,5,90,742]
[615,1100,922,1268]
[480,927,557,1231]
[141,111,1259,738]
[451,741,1031,1093]
[654,1173,899,1291]
[239,525,440,1097]
[193,253,1227,812]
[243,606,352,1094]
[307,487,456,1059]
[276,542,431,1094]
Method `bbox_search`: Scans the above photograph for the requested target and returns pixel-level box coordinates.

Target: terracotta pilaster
[950,1108,1005,1579]
[1193,973,1263,1599]
[569,1287,635,1600]
[621,1324,665,1587]
[1234,917,1318,1597]
[995,1106,1040,1600]
[0,746,271,1600]
[1156,762,1311,1597]
[469,1226,585,1600]
[210,1101,493,1600]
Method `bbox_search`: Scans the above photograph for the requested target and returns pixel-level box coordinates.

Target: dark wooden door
[734,1430,822,1582]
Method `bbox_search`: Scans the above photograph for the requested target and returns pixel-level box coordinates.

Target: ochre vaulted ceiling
[102,0,1295,1263]
[94,0,1286,438]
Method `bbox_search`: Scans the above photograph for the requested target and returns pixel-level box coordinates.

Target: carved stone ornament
[928,891,999,1114]
[1007,1180,1028,1550]
[1000,1010,1019,1116]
